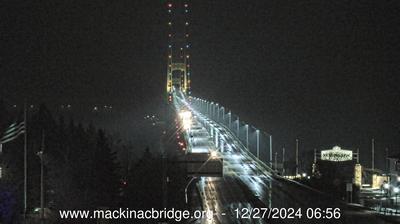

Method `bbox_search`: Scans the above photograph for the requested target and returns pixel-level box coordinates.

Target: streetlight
[228,111,232,129]
[256,130,260,159]
[245,124,249,150]
[216,103,219,122]
[210,151,218,159]
[236,117,240,137]
[37,132,46,223]
[210,102,214,119]
[221,107,225,122]
[383,183,390,190]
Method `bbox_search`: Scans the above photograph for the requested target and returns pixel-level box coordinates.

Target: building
[388,153,400,187]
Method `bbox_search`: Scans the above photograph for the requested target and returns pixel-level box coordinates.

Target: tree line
[0,101,186,223]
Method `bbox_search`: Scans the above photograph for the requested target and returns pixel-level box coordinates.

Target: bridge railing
[190,97,274,170]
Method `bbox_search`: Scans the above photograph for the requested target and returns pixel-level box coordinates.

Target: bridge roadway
[175,94,387,224]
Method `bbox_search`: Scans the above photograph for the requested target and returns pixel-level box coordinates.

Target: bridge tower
[166,0,191,96]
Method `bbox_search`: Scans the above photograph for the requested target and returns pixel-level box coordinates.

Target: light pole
[210,102,214,118]
[282,147,286,175]
[296,139,299,176]
[228,112,232,129]
[216,103,219,122]
[372,138,375,171]
[184,177,197,204]
[221,107,225,123]
[215,129,219,148]
[394,187,399,213]
[245,124,249,150]
[37,132,45,223]
[236,118,240,137]
[256,130,260,159]
[269,135,273,168]
[274,152,278,171]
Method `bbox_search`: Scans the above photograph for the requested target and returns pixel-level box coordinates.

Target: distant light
[186,55,190,58]
[169,45,172,48]
[30,105,34,108]
[167,3,172,8]
[210,151,218,159]
[168,9,172,13]
[383,183,390,189]
[184,4,188,7]
[394,187,400,194]
[302,173,307,177]
[185,22,189,26]
[185,9,188,13]
[93,106,98,111]
[168,22,172,26]
[13,105,17,108]
[397,176,400,182]
[186,44,189,48]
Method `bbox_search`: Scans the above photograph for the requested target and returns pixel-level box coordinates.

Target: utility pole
[385,148,389,173]
[372,138,375,170]
[23,102,28,222]
[296,139,299,176]
[274,152,278,171]
[282,147,285,175]
[39,131,45,223]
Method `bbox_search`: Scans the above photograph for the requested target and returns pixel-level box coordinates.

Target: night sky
[1,1,399,169]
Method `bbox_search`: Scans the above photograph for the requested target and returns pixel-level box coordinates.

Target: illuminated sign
[321,146,353,162]
[354,164,362,187]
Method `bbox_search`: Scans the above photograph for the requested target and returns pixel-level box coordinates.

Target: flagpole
[24,102,28,221]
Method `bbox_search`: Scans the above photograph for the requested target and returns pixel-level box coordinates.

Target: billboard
[321,146,353,162]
